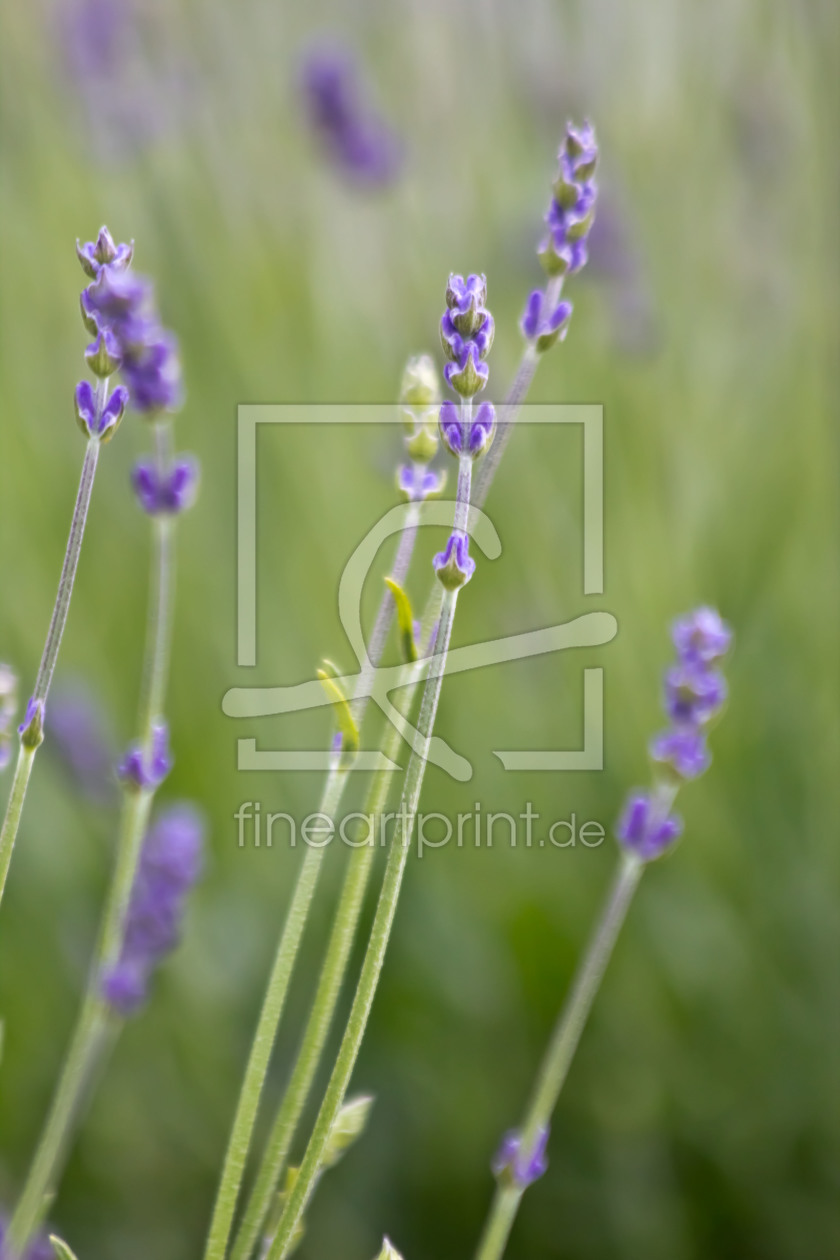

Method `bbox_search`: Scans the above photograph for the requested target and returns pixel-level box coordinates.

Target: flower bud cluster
[0,664,17,772]
[395,355,445,504]
[101,804,204,1016]
[616,607,732,862]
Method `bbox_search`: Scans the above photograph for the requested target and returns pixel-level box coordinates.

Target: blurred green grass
[1,2,838,1258]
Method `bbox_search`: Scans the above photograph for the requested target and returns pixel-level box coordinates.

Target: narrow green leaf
[317,661,359,755]
[384,578,418,663]
[50,1236,80,1260]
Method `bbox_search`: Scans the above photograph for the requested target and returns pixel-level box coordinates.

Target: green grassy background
[1,1,838,1257]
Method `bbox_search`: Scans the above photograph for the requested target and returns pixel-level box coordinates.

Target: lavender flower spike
[492,1125,549,1189]
[76,225,134,278]
[539,120,599,278]
[300,43,403,188]
[101,803,204,1016]
[440,274,495,398]
[118,720,172,791]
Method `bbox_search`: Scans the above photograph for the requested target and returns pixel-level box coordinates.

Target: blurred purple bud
[118,721,171,791]
[434,532,475,589]
[493,1126,549,1188]
[616,791,682,862]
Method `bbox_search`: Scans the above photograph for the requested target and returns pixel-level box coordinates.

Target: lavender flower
[74,379,128,442]
[76,225,133,278]
[433,532,475,589]
[616,606,732,861]
[132,455,199,515]
[397,464,444,503]
[439,400,496,459]
[519,289,573,353]
[101,803,204,1016]
[663,663,727,727]
[440,274,495,398]
[78,230,183,416]
[118,721,172,791]
[300,44,402,188]
[538,121,599,278]
[672,606,733,666]
[617,792,683,861]
[492,1125,549,1189]
[0,665,17,772]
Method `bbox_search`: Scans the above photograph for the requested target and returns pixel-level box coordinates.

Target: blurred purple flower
[616,791,682,862]
[101,803,205,1015]
[300,43,403,187]
[493,1126,549,1188]
[0,1214,54,1260]
[47,682,116,803]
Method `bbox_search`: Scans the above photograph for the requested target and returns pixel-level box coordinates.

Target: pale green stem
[230,670,422,1260]
[266,437,473,1260]
[202,772,342,1260]
[265,582,461,1260]
[7,418,178,1256]
[473,853,644,1260]
[0,423,103,909]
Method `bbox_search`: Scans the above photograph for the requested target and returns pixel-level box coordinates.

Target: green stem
[0,434,102,908]
[202,771,343,1260]
[7,419,178,1256]
[230,668,423,1260]
[473,854,644,1260]
[266,583,461,1260]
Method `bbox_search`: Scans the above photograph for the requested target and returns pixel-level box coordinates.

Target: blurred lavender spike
[46,682,116,803]
[300,42,403,187]
[0,665,18,773]
[101,803,205,1016]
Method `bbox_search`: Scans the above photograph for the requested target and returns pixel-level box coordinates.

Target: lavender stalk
[6,241,196,1257]
[204,357,444,1260]
[475,608,733,1260]
[264,274,496,1259]
[0,233,133,910]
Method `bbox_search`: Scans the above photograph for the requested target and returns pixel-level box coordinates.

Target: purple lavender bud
[82,266,152,347]
[101,803,205,1017]
[664,664,727,727]
[18,697,45,750]
[47,683,116,803]
[672,606,732,666]
[616,791,682,862]
[468,401,496,456]
[433,532,475,589]
[492,1126,549,1189]
[76,225,134,278]
[397,464,444,503]
[440,274,494,399]
[131,455,199,515]
[85,326,123,377]
[439,399,462,455]
[300,44,403,188]
[538,120,599,278]
[118,721,172,791]
[520,288,574,353]
[74,381,128,441]
[649,727,711,780]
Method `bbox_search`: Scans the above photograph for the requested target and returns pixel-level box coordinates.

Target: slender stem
[266,583,461,1260]
[7,419,179,1256]
[230,668,422,1260]
[202,770,342,1260]
[473,854,644,1260]
[0,433,102,908]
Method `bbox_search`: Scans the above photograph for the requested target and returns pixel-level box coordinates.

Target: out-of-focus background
[1,1,838,1258]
